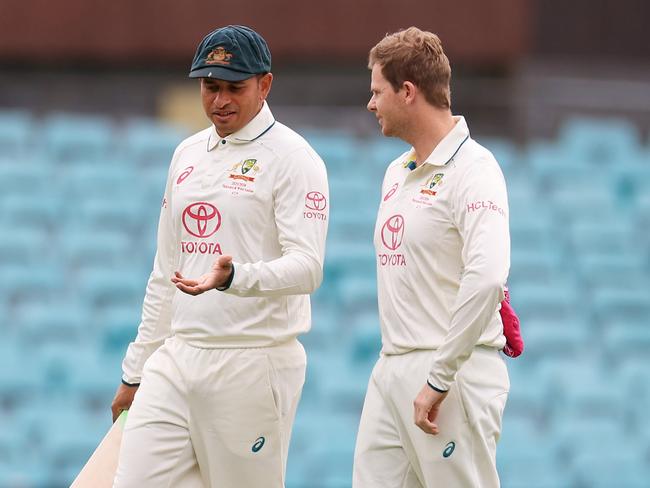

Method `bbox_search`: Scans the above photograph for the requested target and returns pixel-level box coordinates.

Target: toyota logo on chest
[182,202,222,238]
[381,214,405,251]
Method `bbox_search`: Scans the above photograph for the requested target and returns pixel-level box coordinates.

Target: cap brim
[188,66,256,81]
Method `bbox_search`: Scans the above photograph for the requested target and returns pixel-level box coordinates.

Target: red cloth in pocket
[500,288,523,358]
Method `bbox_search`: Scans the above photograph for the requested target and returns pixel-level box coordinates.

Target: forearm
[224,250,322,297]
[428,274,504,390]
[121,268,175,383]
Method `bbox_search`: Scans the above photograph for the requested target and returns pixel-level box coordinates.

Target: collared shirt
[122,102,329,384]
[375,116,509,391]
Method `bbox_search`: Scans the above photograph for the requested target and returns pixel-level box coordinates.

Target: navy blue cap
[189,25,271,81]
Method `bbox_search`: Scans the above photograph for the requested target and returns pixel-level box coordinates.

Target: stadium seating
[2,110,650,487]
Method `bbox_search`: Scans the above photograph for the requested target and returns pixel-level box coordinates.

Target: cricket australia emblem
[224,158,261,195]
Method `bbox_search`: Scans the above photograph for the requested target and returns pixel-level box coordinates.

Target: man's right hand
[111,383,139,422]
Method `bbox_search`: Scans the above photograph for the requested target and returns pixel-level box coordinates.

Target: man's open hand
[172,255,233,295]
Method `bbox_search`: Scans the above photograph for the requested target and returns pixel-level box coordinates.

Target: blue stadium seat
[504,365,549,419]
[288,407,358,488]
[328,204,377,242]
[535,359,620,421]
[15,301,90,347]
[347,312,382,367]
[0,110,32,158]
[362,135,410,174]
[555,418,649,487]
[59,228,133,271]
[499,419,569,488]
[302,131,359,172]
[328,172,382,208]
[310,351,369,414]
[575,251,649,290]
[572,454,650,488]
[0,158,55,199]
[480,137,522,172]
[506,171,540,208]
[325,239,376,281]
[0,227,50,266]
[299,302,339,350]
[0,463,50,488]
[613,161,650,205]
[525,140,590,183]
[0,340,41,407]
[559,117,641,168]
[336,274,378,312]
[19,399,110,485]
[96,304,141,356]
[121,118,187,168]
[77,268,146,311]
[520,318,591,361]
[509,216,556,256]
[566,217,638,254]
[509,280,581,322]
[591,287,650,323]
[0,264,61,306]
[619,360,650,429]
[61,163,139,201]
[68,352,123,409]
[139,163,170,204]
[0,194,62,231]
[42,113,115,163]
[548,183,619,224]
[619,360,650,398]
[603,324,650,361]
[71,196,150,234]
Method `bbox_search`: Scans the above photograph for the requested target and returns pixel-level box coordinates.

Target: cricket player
[353,27,511,487]
[111,25,329,487]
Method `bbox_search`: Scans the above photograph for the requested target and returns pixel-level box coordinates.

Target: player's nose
[212,92,231,109]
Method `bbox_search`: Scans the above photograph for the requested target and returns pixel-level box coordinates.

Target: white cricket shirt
[122,102,329,384]
[374,116,509,391]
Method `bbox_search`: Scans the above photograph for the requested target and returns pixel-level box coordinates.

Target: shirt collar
[207,101,276,151]
[403,115,470,169]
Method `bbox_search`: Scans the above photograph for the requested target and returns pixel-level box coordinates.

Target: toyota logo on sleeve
[381,214,405,250]
[182,202,222,238]
[305,191,327,211]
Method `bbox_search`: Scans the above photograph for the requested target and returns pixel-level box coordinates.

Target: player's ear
[258,73,273,100]
[403,81,417,104]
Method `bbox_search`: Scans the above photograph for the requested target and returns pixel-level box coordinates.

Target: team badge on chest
[421,173,444,196]
[413,172,445,208]
[224,158,261,195]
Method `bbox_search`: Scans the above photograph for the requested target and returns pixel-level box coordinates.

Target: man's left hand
[172,255,233,295]
[413,383,448,435]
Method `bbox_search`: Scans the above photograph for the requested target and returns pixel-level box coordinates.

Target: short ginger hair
[369,27,451,109]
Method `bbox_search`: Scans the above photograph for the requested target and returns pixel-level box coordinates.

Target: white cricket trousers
[353,347,509,488]
[113,336,306,488]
